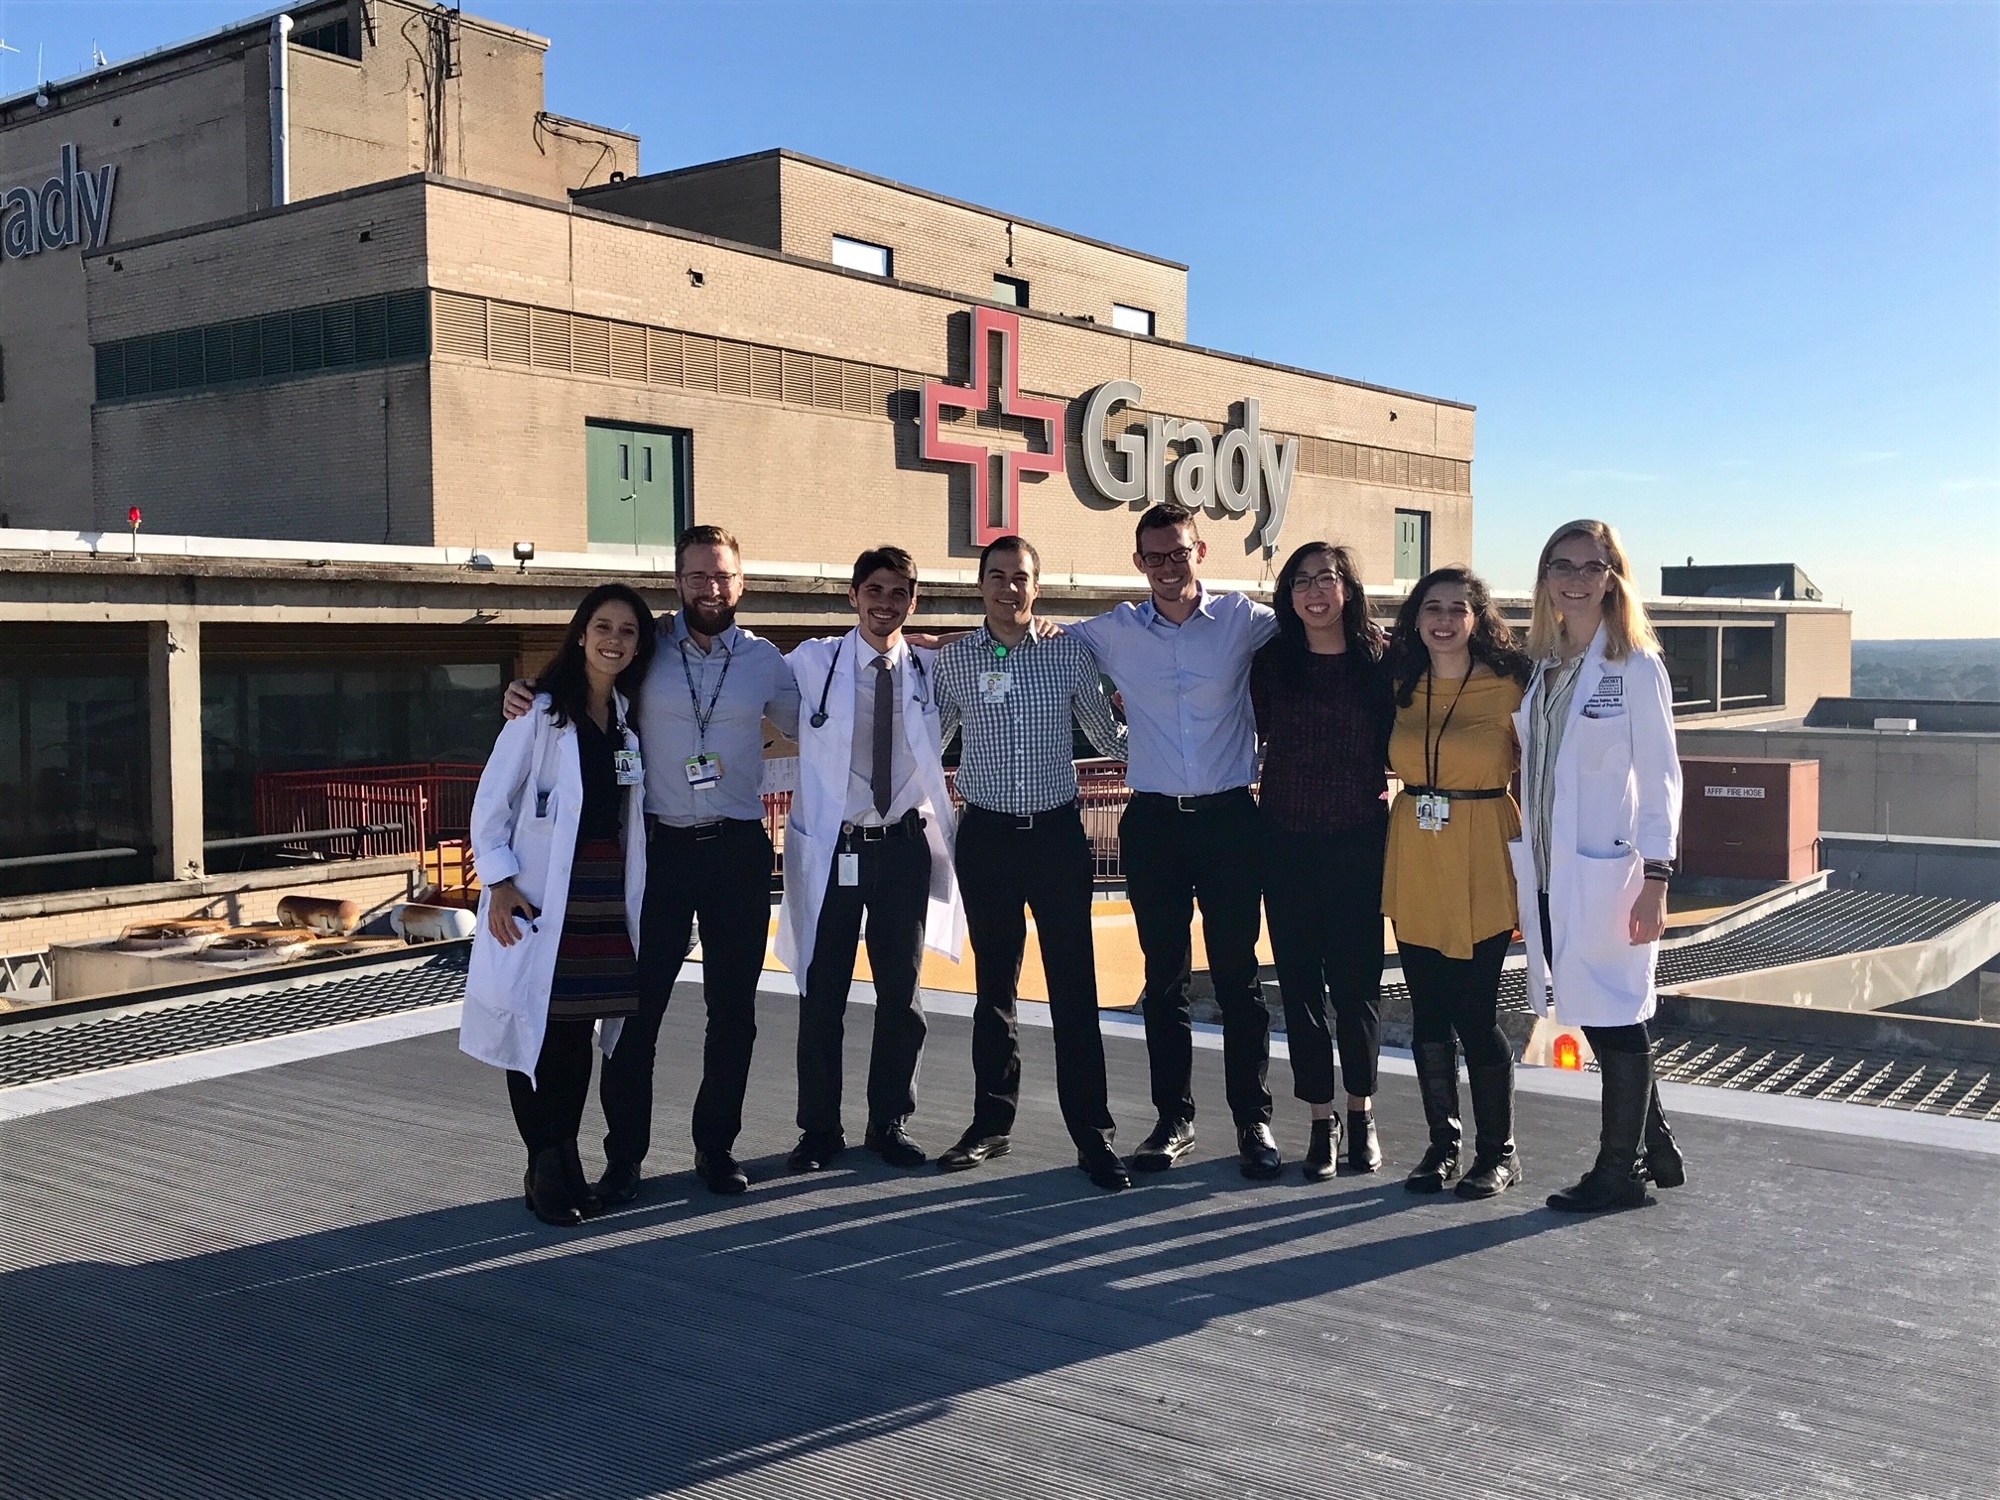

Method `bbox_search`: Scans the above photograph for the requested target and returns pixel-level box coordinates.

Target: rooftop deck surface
[3,987,1995,1499]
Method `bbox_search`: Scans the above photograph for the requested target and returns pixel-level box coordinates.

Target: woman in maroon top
[1252,541,1396,1182]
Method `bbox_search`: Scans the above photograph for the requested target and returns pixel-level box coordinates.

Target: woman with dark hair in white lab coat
[1510,519,1687,1212]
[462,583,656,1227]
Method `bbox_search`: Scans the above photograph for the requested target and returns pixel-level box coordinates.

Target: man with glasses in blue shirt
[1067,502,1283,1179]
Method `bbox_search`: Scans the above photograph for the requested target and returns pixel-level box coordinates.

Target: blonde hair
[1526,518,1659,662]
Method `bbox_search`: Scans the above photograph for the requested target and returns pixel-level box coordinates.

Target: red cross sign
[920,307,1065,546]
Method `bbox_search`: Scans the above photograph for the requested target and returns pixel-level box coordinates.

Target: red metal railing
[251,776,431,859]
[254,762,485,854]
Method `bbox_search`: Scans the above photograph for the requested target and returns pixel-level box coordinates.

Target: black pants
[1120,789,1272,1128]
[507,1015,595,1154]
[1536,890,1652,1057]
[954,804,1115,1151]
[797,824,932,1135]
[599,818,774,1167]
[1398,929,1512,1069]
[1261,814,1387,1103]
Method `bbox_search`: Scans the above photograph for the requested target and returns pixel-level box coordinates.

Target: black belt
[963,801,1079,831]
[1131,788,1252,814]
[841,809,926,844]
[1399,786,1507,801]
[648,816,762,842]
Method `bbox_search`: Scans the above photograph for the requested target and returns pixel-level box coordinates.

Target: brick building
[0,0,1848,905]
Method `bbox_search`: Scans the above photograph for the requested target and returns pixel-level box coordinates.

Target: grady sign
[919,306,1301,553]
[1081,381,1297,555]
[2,145,118,262]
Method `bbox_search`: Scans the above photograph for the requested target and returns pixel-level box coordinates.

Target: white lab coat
[460,693,647,1076]
[1509,627,1682,1028]
[775,630,964,984]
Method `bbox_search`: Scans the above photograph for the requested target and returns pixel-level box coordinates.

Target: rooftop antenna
[91,43,109,69]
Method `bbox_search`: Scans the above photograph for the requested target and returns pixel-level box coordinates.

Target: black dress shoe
[595,1159,642,1206]
[1345,1111,1383,1174]
[1130,1117,1195,1172]
[787,1130,846,1173]
[937,1129,1011,1172]
[1077,1144,1131,1192]
[695,1148,750,1195]
[1238,1122,1283,1180]
[864,1122,927,1169]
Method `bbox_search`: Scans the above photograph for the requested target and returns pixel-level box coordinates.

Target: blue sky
[7,0,1996,637]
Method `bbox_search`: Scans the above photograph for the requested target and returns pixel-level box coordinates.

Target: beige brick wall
[0,868,411,957]
[775,156,1190,341]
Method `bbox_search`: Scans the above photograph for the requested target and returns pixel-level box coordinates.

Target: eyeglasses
[1289,571,1342,595]
[1139,547,1194,568]
[678,571,740,592]
[1545,560,1611,581]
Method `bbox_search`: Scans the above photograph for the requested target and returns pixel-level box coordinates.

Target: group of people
[459,503,1685,1230]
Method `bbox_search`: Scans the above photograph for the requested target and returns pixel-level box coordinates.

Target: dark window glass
[1720,627,1775,708]
[259,313,293,376]
[323,303,356,365]
[177,329,207,387]
[94,344,124,401]
[230,320,262,382]
[1658,626,1717,714]
[353,297,388,362]
[149,332,180,391]
[0,655,151,898]
[291,306,324,371]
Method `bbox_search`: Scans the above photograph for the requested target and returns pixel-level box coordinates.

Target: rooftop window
[1111,303,1154,336]
[992,274,1029,308]
[831,235,892,278]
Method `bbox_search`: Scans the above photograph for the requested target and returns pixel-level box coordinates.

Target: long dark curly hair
[1388,565,1531,706]
[534,583,657,728]
[1266,541,1385,687]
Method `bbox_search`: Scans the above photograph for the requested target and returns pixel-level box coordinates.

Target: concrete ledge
[0,856,419,921]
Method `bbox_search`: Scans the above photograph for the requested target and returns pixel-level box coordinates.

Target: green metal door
[586,421,688,550]
[1394,510,1428,581]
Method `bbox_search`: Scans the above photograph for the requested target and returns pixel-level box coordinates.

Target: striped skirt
[547,836,638,1020]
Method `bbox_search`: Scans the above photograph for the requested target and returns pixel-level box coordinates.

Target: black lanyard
[1422,668,1472,790]
[677,636,733,751]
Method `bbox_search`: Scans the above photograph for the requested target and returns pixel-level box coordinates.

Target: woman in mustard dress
[1382,566,1532,1199]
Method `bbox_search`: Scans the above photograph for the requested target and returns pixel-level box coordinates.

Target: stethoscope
[809,636,930,728]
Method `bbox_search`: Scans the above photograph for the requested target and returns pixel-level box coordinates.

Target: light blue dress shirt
[632,613,801,826]
[1069,587,1278,796]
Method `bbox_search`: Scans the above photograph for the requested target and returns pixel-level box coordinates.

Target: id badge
[1415,794,1450,833]
[614,748,645,787]
[838,852,860,886]
[978,670,1013,704]
[684,752,722,791]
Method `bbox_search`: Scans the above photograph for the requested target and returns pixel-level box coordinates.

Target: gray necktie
[871,654,894,817]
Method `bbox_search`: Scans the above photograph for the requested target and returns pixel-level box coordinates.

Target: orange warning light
[1553,1033,1583,1071]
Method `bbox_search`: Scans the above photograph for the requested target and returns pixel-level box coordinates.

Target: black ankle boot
[1404,1042,1462,1194]
[525,1146,583,1227]
[561,1140,604,1219]
[1548,1050,1656,1213]
[1345,1110,1382,1174]
[1642,1082,1685,1188]
[1455,1062,1522,1199]
[1303,1117,1339,1182]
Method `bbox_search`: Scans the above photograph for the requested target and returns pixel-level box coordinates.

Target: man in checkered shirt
[932,534,1132,1192]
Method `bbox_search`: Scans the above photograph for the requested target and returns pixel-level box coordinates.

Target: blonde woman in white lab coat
[463,583,654,1227]
[1510,520,1686,1212]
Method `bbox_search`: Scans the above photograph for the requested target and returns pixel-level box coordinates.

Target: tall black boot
[1547,1050,1655,1212]
[524,1146,583,1227]
[1404,1042,1462,1193]
[1642,1082,1685,1188]
[1455,1061,1522,1199]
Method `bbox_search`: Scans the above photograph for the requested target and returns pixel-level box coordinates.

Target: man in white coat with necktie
[778,546,964,1171]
